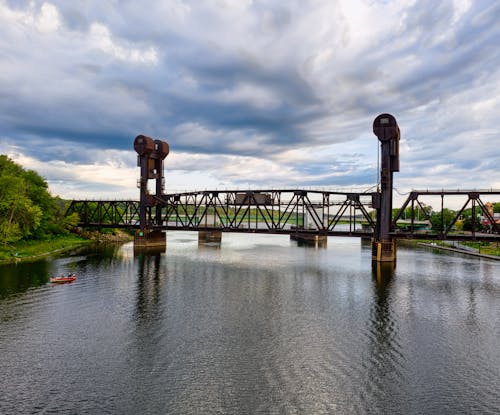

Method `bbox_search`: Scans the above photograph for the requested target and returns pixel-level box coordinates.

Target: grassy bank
[0,235,93,264]
[460,241,500,256]
[398,239,500,258]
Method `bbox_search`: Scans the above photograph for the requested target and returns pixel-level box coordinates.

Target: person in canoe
[50,273,77,283]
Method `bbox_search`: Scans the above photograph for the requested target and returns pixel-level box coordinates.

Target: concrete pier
[290,233,327,248]
[134,229,166,249]
[371,239,396,262]
[198,230,222,244]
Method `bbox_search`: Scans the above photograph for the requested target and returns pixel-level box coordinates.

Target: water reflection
[197,241,221,250]
[134,250,163,321]
[372,261,396,284]
[0,260,51,298]
[1,235,500,414]
[366,261,405,412]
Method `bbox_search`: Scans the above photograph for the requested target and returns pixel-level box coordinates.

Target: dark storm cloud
[0,0,499,197]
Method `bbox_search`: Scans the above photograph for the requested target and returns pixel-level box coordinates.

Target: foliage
[392,203,432,220]
[462,215,483,232]
[429,208,456,232]
[0,155,77,245]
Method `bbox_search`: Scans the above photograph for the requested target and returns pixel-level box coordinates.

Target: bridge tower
[133,135,170,248]
[372,114,400,262]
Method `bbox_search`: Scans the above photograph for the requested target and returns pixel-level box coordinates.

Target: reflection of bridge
[66,114,500,262]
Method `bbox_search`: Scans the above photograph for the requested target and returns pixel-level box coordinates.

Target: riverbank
[0,235,93,264]
[416,242,500,261]
[0,230,133,264]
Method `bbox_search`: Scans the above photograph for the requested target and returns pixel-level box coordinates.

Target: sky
[0,0,499,207]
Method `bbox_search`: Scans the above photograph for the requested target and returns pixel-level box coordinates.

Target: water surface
[1,233,499,414]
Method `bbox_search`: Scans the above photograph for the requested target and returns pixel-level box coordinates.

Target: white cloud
[36,2,61,33]
[0,0,499,201]
[89,23,158,64]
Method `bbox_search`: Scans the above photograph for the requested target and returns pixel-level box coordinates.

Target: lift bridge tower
[133,134,170,248]
[372,113,400,262]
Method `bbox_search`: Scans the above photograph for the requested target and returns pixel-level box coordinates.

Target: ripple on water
[1,236,500,414]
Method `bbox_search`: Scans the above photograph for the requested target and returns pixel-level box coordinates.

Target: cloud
[0,0,499,202]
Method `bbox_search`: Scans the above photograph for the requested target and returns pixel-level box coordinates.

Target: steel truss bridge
[66,189,500,242]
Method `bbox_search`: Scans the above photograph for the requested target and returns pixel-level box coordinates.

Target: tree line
[0,155,78,245]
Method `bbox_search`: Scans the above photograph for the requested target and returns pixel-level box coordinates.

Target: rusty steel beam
[66,188,500,243]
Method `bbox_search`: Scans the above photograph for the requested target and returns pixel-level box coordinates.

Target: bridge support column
[372,114,400,263]
[371,239,396,262]
[290,233,327,248]
[198,230,222,244]
[134,229,166,249]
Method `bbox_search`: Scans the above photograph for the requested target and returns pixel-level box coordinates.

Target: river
[1,232,499,414]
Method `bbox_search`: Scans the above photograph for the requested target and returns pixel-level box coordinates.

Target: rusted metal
[65,125,500,245]
[154,140,169,159]
[373,113,400,243]
[134,134,170,231]
[234,192,272,205]
[392,190,500,241]
[133,135,155,155]
[66,191,500,242]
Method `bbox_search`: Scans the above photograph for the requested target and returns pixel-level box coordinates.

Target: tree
[0,175,42,244]
[429,208,456,232]
[462,215,483,232]
[23,168,59,239]
[0,155,74,244]
[392,202,432,221]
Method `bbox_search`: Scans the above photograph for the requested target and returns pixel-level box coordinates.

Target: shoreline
[0,239,93,265]
[416,242,500,261]
[0,231,132,265]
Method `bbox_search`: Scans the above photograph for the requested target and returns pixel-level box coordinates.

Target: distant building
[480,202,500,227]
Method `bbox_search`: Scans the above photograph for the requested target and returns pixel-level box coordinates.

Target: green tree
[0,155,76,244]
[462,215,483,232]
[429,208,456,232]
[393,202,432,220]
[23,168,59,238]
[0,175,42,244]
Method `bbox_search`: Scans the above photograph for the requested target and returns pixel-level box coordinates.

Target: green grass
[461,241,500,256]
[0,235,92,264]
[406,239,500,257]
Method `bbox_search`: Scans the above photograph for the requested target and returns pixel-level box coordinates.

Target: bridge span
[67,188,500,242]
[66,114,500,261]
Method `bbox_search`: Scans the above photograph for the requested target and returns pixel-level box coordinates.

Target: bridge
[66,114,500,261]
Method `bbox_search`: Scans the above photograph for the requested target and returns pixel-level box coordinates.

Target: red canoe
[50,275,77,283]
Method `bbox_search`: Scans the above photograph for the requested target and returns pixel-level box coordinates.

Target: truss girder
[66,189,500,242]
[67,190,375,235]
[392,190,500,241]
